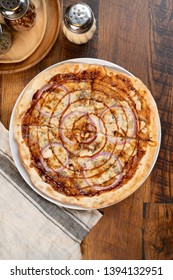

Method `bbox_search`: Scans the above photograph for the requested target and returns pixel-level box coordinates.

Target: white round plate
[9,58,161,210]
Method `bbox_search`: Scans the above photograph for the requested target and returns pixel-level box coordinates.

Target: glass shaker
[0,23,12,54]
[0,0,36,31]
[63,3,96,44]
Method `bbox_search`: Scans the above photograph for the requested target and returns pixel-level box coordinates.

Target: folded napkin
[0,122,102,260]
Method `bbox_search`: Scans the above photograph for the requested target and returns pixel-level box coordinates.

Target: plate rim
[9,58,161,210]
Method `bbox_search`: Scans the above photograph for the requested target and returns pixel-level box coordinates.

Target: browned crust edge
[13,63,160,209]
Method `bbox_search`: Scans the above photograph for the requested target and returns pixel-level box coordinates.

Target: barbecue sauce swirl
[22,68,148,196]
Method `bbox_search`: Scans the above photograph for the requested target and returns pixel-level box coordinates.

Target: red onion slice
[33,84,54,101]
[100,105,122,118]
[36,84,70,118]
[60,110,87,145]
[83,152,123,190]
[92,172,123,191]
[87,115,96,127]
[96,152,122,171]
[81,134,97,144]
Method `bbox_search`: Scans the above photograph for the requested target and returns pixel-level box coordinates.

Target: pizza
[13,63,160,209]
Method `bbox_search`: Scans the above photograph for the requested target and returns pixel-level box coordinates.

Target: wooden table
[0,0,172,260]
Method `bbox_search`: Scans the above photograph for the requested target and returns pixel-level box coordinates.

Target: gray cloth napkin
[0,122,102,260]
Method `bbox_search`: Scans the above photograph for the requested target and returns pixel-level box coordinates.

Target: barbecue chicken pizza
[13,63,160,209]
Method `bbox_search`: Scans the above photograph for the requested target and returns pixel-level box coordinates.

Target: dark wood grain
[0,0,172,260]
[82,196,143,260]
[82,0,173,260]
[143,203,173,259]
[147,0,173,204]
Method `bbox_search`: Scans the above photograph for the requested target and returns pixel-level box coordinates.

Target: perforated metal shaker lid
[64,3,94,34]
[0,0,29,20]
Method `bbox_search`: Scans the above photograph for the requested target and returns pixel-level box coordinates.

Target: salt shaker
[0,0,36,31]
[63,3,96,44]
[0,23,12,54]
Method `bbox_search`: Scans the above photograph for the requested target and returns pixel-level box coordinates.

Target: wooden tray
[0,0,47,64]
[0,0,61,74]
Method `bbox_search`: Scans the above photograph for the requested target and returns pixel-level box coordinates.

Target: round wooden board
[0,0,47,64]
[0,0,61,74]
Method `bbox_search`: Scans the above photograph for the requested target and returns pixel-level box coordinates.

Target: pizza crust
[14,63,106,126]
[129,75,160,142]
[15,121,158,209]
[13,62,160,209]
